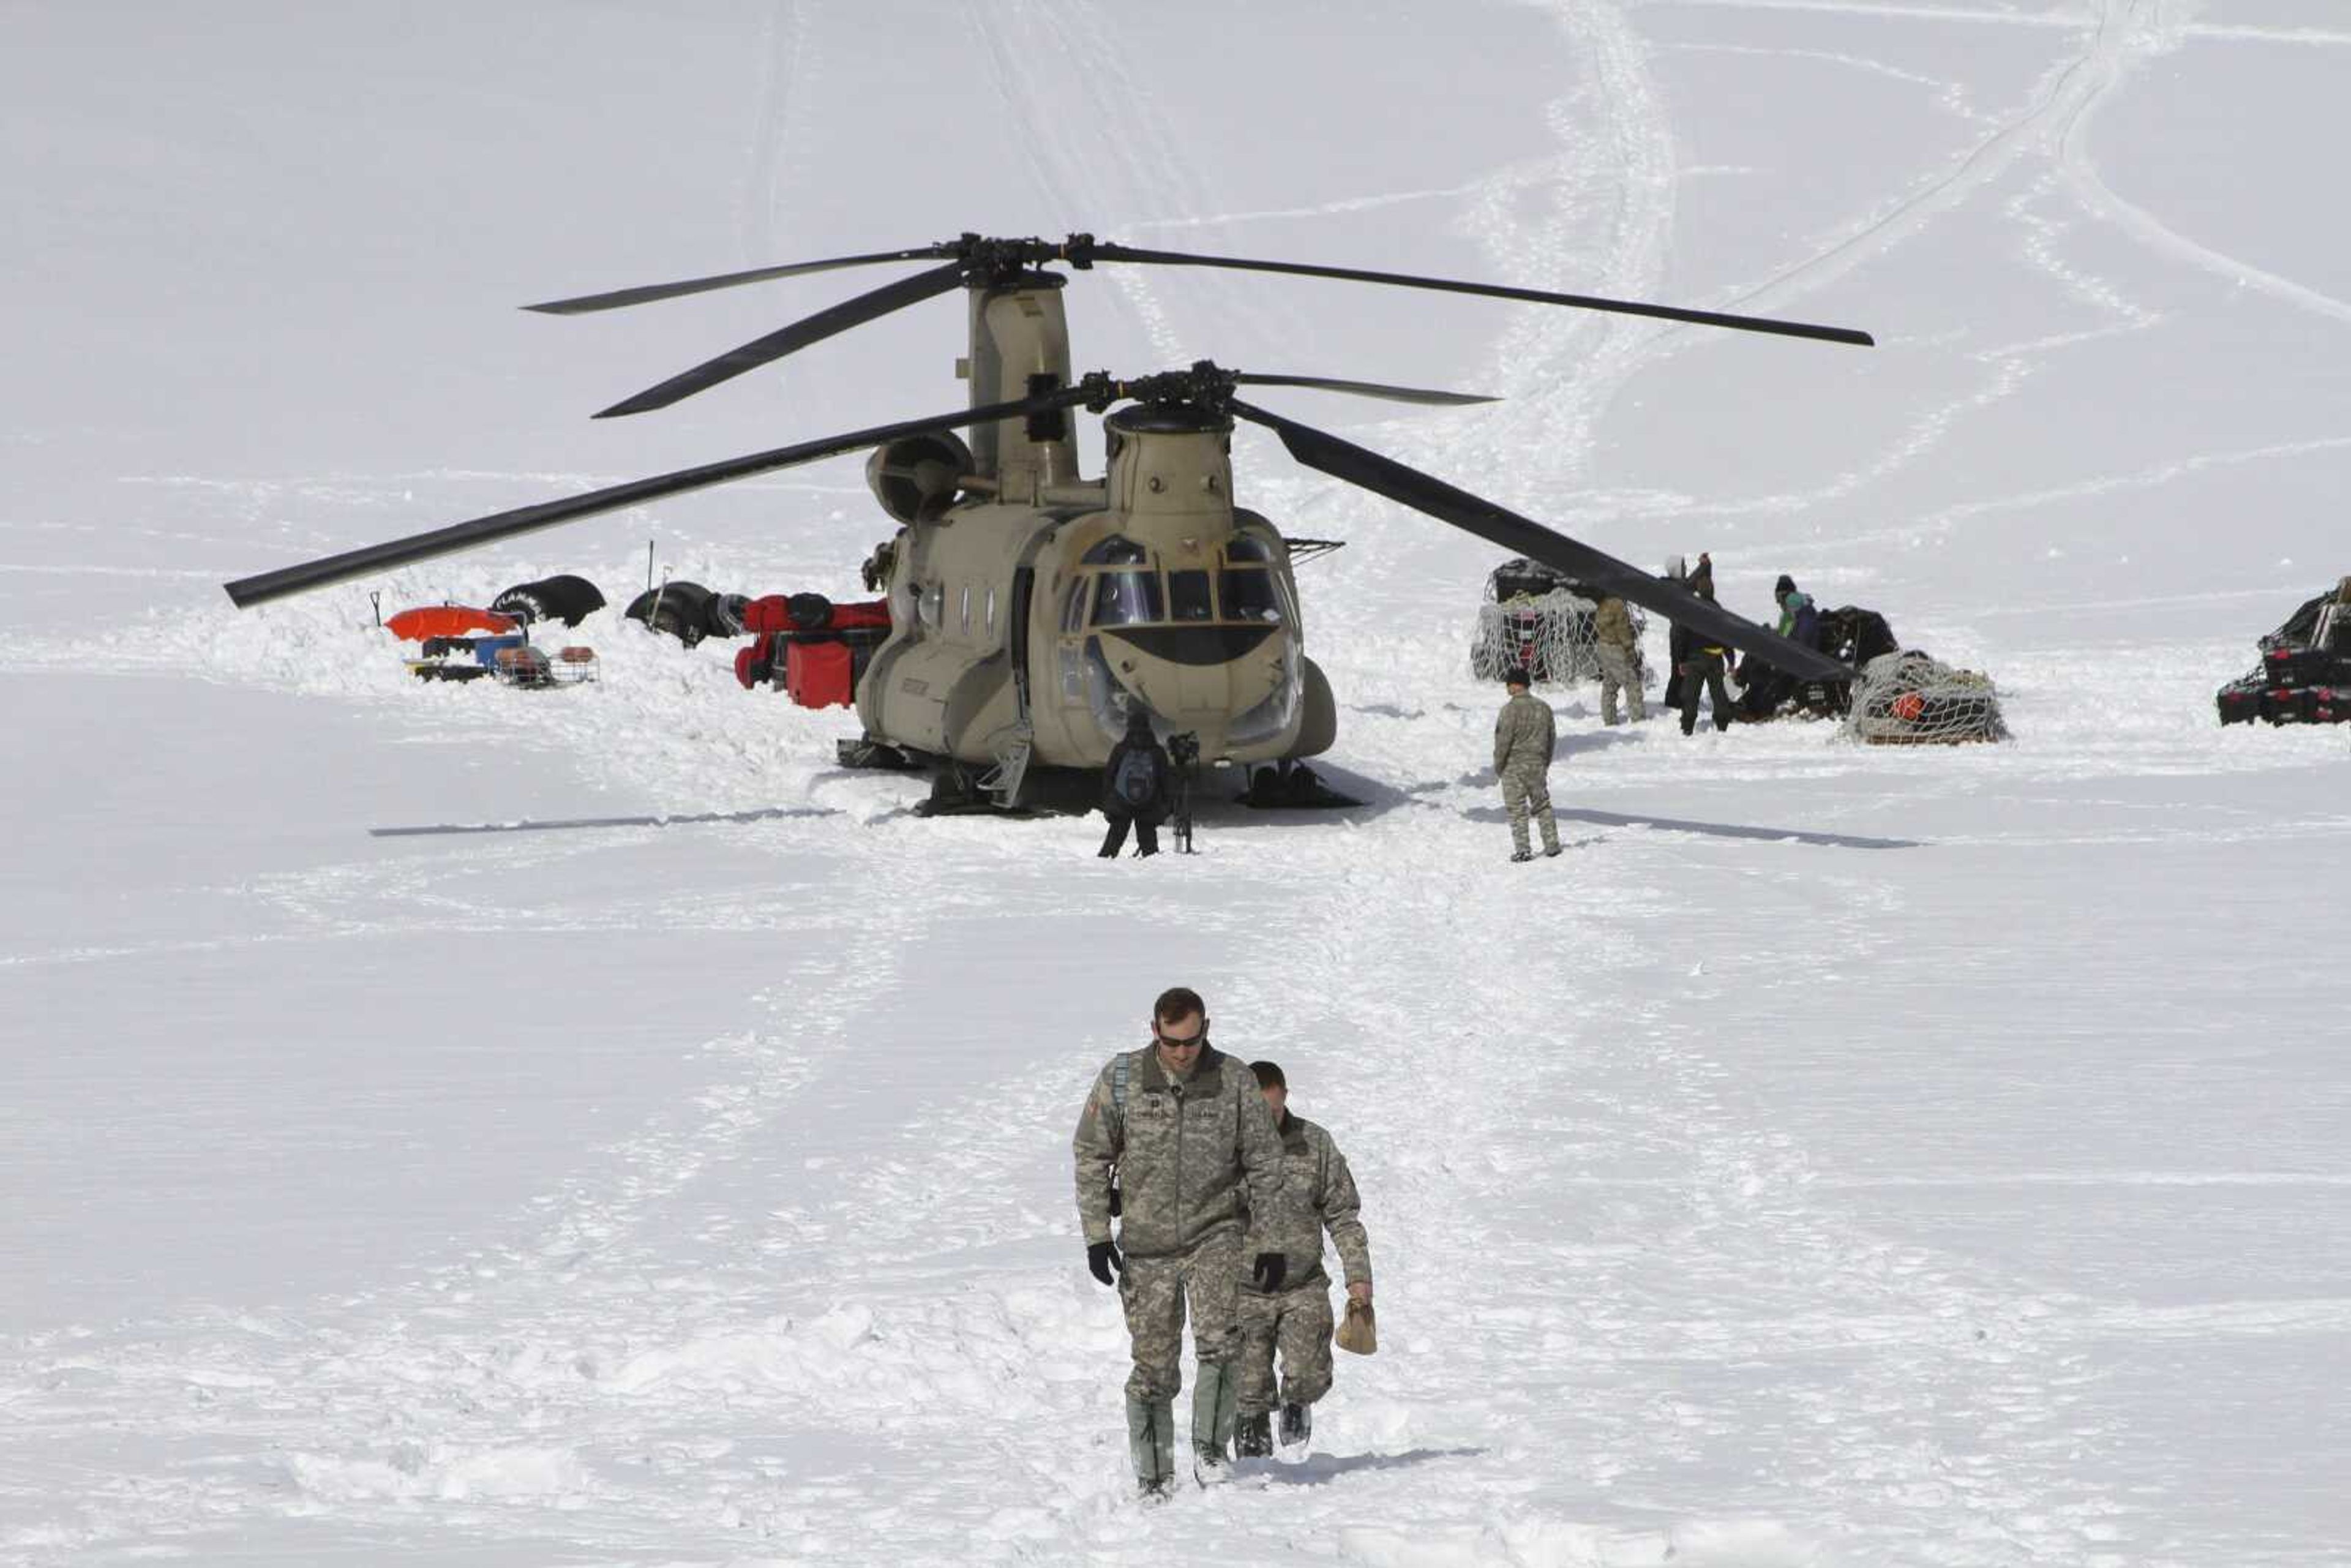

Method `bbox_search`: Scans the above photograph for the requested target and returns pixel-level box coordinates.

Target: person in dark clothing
[1100,708,1174,858]
[1773,574,1821,650]
[1674,572,1734,735]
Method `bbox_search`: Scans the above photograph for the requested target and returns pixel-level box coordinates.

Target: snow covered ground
[4,1,2346,1563]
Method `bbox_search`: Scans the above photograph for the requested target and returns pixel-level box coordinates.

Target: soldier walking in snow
[1072,987,1290,1497]
[1232,1060,1371,1461]
[1493,667,1563,862]
[1592,593,1646,724]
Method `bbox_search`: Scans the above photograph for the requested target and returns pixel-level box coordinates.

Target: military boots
[1234,1411,1273,1458]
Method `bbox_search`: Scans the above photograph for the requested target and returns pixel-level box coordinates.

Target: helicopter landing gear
[1239,760,1361,810]
[913,761,996,817]
[836,735,924,771]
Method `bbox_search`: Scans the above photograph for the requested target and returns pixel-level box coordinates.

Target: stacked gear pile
[2215,579,2351,726]
[388,577,602,688]
[1468,558,1646,686]
[1736,604,1899,722]
[730,591,893,708]
[1843,650,2007,744]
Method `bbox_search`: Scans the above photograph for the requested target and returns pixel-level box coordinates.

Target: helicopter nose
[1099,625,1286,745]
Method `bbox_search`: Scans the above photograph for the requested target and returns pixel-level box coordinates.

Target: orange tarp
[386,606,518,641]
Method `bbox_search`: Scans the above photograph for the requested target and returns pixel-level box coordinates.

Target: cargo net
[1469,590,1644,686]
[1844,651,2007,745]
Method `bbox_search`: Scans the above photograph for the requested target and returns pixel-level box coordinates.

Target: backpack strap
[1112,1051,1130,1124]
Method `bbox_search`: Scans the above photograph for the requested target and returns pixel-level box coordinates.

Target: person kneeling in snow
[1232,1060,1373,1461]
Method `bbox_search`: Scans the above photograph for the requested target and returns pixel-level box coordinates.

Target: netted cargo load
[1469,586,1648,688]
[1844,650,2008,744]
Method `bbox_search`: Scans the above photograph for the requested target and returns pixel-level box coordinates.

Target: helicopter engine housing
[866,430,973,524]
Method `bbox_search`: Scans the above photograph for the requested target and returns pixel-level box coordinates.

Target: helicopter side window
[1221,566,1283,623]
[1169,569,1215,623]
[1092,571,1163,628]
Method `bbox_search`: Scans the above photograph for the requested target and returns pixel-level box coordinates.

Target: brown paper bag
[1336,1299,1378,1356]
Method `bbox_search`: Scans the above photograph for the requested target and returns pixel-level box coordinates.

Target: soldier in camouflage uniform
[1072,986,1290,1496]
[1493,667,1563,862]
[1232,1060,1372,1460]
[1592,594,1646,724]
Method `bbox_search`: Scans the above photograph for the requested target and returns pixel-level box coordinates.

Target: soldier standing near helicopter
[1073,988,1289,1497]
[1592,593,1646,724]
[1098,707,1173,858]
[1494,668,1564,862]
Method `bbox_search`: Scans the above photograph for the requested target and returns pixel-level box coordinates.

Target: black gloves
[1087,1240,1123,1287]
[1252,1251,1286,1292]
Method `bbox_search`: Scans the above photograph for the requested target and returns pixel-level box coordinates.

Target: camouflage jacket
[1493,691,1557,775]
[1592,597,1636,650]
[1239,1112,1371,1294]
[1073,1043,1287,1260]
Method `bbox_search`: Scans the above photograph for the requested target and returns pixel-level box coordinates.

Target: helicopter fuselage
[846,273,1334,782]
[857,402,1334,773]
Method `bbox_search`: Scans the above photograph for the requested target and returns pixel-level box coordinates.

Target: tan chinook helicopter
[225,233,1868,811]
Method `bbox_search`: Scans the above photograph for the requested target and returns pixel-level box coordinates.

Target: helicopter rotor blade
[1089,242,1874,350]
[1231,373,1496,406]
[592,259,970,419]
[222,384,1090,609]
[1229,398,1854,684]
[522,245,957,315]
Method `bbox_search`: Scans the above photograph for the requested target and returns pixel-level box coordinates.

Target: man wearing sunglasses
[1073,986,1289,1497]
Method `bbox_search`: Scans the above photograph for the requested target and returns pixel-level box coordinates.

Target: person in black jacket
[1674,568,1734,735]
[1100,708,1174,858]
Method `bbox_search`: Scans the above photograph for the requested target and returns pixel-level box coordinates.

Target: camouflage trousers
[1117,1231,1242,1403]
[1236,1283,1335,1414]
[1501,768,1560,855]
[1597,643,1646,723]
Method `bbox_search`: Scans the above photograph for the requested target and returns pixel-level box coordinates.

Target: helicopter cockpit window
[1221,566,1283,623]
[1168,569,1215,623]
[1224,533,1276,564]
[1062,579,1090,634]
[1082,536,1150,566]
[1092,571,1163,628]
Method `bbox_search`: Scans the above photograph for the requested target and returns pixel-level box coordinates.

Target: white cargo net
[1844,650,2008,744]
[1470,589,1643,687]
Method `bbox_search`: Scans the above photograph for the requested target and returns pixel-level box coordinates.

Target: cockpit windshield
[1169,570,1214,622]
[1220,567,1282,623]
[1092,571,1163,628]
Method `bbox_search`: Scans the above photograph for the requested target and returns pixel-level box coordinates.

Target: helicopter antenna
[523,233,1873,420]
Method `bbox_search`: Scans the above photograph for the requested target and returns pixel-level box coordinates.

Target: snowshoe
[1234,1412,1273,1459]
[1275,1401,1312,1463]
